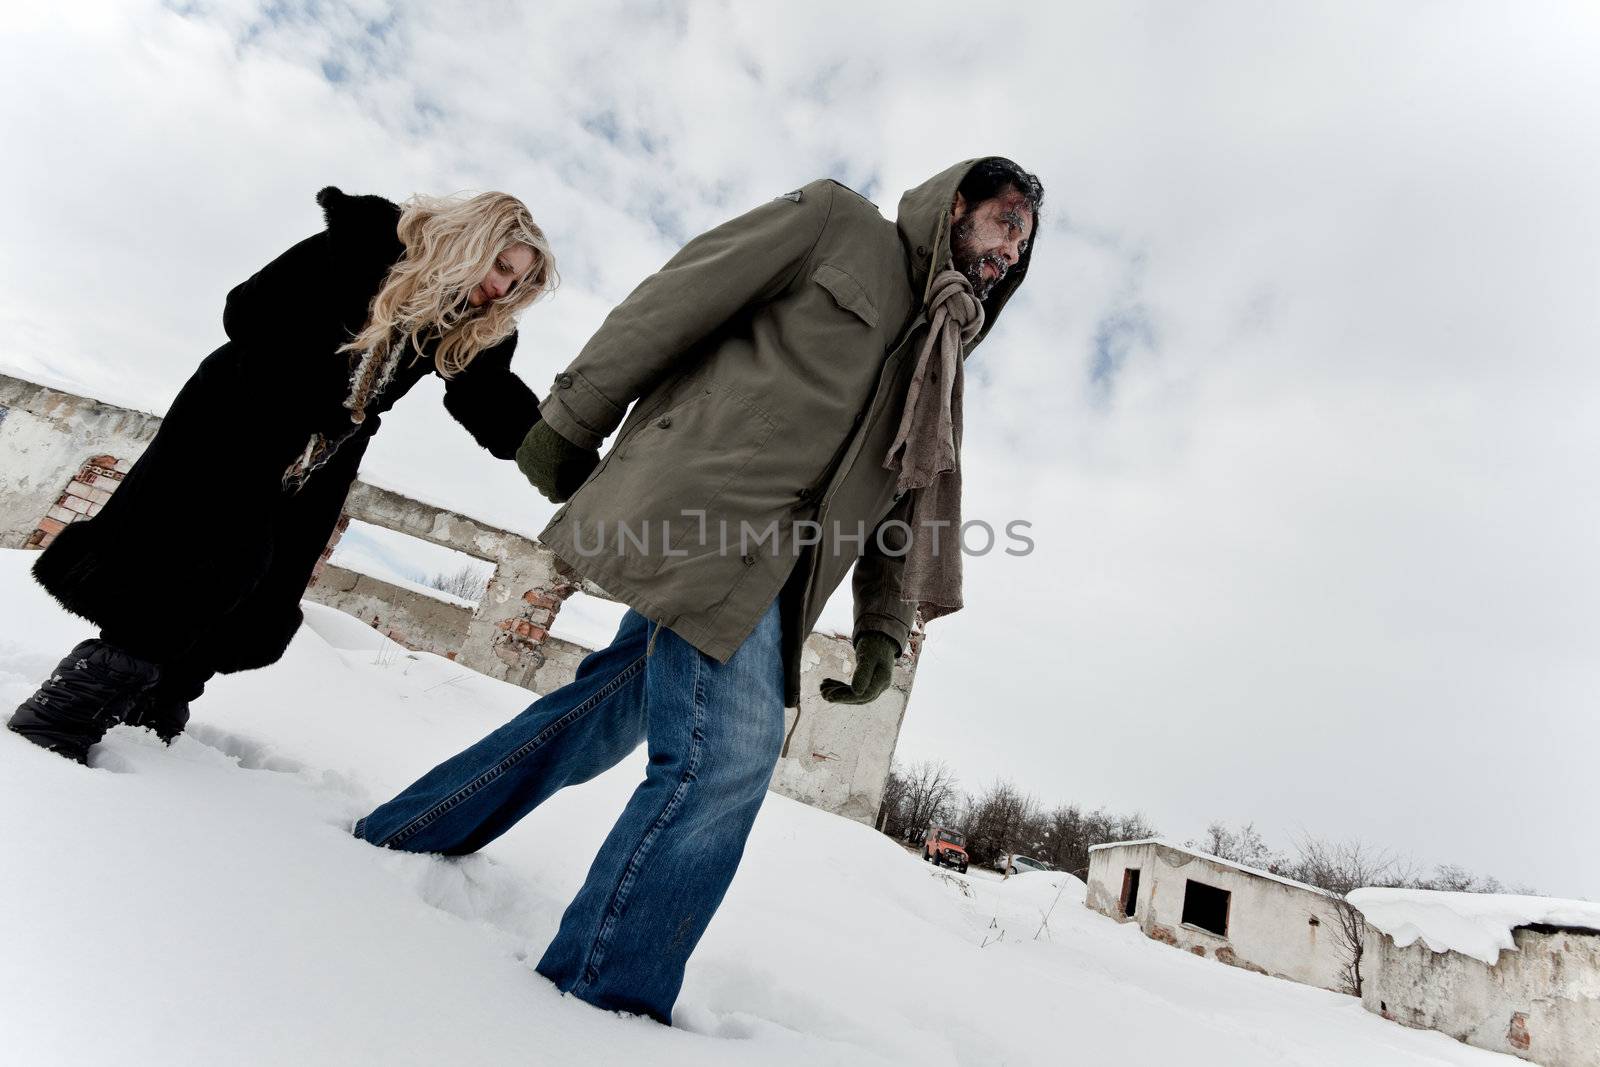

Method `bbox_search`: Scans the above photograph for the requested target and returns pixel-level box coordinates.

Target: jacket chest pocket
[812,264,880,328]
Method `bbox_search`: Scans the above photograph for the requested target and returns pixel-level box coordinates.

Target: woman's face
[467,244,537,308]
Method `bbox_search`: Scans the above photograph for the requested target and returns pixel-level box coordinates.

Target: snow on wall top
[1349,888,1600,965]
[324,554,479,610]
[1088,838,1335,898]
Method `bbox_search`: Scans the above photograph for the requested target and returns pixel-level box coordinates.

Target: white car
[996,853,1050,876]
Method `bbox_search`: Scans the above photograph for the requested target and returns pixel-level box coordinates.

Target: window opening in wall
[328,520,496,607]
[1181,879,1230,937]
[1120,868,1141,917]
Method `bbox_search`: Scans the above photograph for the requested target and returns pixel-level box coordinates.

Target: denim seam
[575,649,708,992]
[373,655,649,849]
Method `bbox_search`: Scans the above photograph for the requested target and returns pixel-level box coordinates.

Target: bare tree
[1188,821,1288,873]
[891,760,961,846]
[966,779,1040,869]
[1034,805,1158,879]
[1415,863,1508,894]
[1288,835,1413,996]
[427,565,490,602]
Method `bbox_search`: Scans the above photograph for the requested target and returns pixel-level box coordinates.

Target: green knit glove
[516,421,600,504]
[820,630,901,704]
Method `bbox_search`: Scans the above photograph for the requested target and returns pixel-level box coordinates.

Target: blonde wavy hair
[339,191,557,420]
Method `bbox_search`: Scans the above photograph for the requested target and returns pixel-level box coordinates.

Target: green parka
[537,158,1033,707]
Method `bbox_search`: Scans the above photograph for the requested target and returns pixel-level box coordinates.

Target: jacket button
[741,554,756,566]
[656,414,672,428]
[916,245,928,257]
[555,373,573,389]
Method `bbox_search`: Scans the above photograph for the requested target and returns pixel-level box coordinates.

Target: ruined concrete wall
[303,563,474,660]
[769,632,915,825]
[526,635,592,698]
[333,481,571,689]
[1363,926,1600,1065]
[1088,841,1348,993]
[0,375,161,549]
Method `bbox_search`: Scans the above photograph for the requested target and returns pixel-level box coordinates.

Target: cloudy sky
[4,1,1597,897]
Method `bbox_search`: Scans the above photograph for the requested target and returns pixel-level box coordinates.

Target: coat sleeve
[222,231,333,344]
[850,491,918,653]
[537,180,837,450]
[441,333,540,459]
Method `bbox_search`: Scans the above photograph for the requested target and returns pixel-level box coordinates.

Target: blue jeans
[354,599,786,1024]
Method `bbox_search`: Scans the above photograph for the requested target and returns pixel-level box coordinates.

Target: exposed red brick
[90,454,118,468]
[1506,1012,1530,1052]
[1149,924,1178,946]
[1190,946,1207,957]
[38,517,66,536]
[523,590,561,609]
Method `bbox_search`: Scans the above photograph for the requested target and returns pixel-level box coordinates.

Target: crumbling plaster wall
[1363,925,1600,1065]
[304,563,475,659]
[771,633,916,825]
[0,375,162,549]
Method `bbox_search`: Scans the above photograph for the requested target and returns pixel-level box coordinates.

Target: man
[355,157,1041,1023]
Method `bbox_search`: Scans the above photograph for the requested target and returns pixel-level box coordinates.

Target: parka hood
[896,157,1035,349]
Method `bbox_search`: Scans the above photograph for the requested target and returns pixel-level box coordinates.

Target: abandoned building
[0,370,920,825]
[1353,888,1600,1066]
[1086,838,1347,992]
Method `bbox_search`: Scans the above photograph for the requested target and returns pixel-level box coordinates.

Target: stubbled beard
[950,219,1006,300]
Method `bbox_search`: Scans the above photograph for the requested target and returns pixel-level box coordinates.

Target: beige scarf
[881,268,985,625]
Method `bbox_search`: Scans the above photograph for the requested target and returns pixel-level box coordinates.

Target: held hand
[515,421,601,503]
[819,630,901,704]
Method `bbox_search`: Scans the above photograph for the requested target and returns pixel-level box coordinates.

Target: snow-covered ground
[1352,887,1600,965]
[0,549,1511,1065]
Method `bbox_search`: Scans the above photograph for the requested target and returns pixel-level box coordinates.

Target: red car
[922,826,969,873]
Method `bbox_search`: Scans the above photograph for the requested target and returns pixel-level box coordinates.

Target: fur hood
[314,186,405,271]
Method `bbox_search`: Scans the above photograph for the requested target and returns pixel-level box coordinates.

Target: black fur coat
[33,187,540,675]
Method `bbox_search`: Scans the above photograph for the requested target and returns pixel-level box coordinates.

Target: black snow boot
[123,673,202,744]
[7,639,162,763]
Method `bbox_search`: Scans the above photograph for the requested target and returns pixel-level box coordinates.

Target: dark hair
[958,157,1045,223]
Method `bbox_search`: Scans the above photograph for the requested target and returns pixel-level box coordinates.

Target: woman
[10,186,557,763]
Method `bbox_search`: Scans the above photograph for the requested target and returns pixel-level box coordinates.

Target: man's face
[949,187,1034,301]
